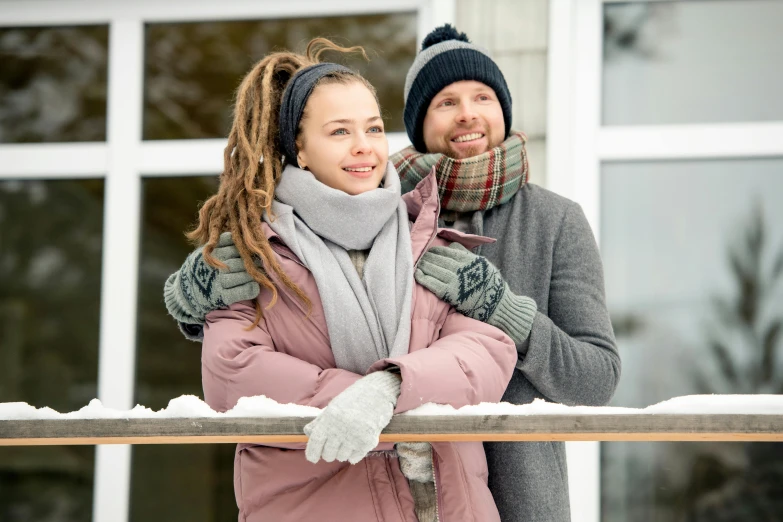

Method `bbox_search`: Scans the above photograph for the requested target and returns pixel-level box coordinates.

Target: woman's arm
[367,309,517,413]
[201,300,361,413]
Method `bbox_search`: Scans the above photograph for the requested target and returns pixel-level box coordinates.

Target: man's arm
[202,300,362,412]
[415,203,620,406]
[516,202,620,406]
[163,268,206,341]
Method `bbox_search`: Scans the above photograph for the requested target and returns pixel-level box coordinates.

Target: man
[164,25,620,522]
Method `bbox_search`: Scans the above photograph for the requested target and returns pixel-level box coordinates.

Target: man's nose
[456,102,479,123]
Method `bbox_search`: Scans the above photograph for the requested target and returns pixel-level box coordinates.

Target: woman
[189,38,516,522]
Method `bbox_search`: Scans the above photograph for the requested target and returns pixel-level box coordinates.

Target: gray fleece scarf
[264,163,414,374]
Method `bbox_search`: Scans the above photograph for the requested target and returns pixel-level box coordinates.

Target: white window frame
[546,1,783,521]
[0,1,454,521]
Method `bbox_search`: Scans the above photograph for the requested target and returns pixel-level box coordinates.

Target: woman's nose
[352,133,372,155]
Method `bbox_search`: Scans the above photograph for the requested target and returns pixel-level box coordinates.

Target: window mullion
[598,123,783,161]
[0,143,108,178]
[417,0,456,45]
[93,17,144,522]
[559,2,603,522]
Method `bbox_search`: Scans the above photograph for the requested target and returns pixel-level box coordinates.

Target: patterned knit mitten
[163,232,261,332]
[414,242,537,345]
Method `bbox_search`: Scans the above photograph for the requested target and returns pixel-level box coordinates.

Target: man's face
[422,80,505,159]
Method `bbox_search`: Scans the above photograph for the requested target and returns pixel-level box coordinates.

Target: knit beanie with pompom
[403,24,512,152]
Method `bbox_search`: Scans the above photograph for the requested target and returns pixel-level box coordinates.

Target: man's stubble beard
[433,122,497,159]
[450,143,484,159]
[428,134,491,160]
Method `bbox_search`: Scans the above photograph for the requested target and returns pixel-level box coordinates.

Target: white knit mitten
[304,371,401,464]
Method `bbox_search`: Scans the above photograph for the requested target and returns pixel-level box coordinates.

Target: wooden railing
[3,413,783,445]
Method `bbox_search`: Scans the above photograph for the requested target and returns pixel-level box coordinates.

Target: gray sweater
[449,183,620,522]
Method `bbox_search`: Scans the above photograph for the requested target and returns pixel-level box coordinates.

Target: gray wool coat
[448,183,621,522]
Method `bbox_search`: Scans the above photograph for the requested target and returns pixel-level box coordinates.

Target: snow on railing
[1,395,782,445]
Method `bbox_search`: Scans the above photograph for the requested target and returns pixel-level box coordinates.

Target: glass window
[0,178,104,521]
[602,0,783,125]
[0,26,109,143]
[600,158,783,520]
[132,175,238,521]
[143,13,417,140]
[130,444,237,522]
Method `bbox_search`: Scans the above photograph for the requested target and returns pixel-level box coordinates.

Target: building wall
[456,0,549,186]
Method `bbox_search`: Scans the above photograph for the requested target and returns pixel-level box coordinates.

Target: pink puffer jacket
[202,172,517,522]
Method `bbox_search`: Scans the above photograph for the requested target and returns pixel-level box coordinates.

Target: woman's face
[296,81,388,196]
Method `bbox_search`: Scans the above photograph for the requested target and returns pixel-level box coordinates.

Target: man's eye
[478,95,490,101]
[439,100,454,107]
[331,128,348,135]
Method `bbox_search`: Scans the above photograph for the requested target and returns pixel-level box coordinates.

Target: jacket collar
[261,168,495,257]
[404,169,495,262]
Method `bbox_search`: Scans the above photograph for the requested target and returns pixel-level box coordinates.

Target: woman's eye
[331,128,348,135]
[368,126,384,133]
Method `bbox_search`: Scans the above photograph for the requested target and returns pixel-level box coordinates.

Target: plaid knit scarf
[391,131,529,212]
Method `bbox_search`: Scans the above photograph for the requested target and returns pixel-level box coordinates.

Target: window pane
[0,26,109,143]
[0,178,104,521]
[143,13,417,140]
[132,175,237,521]
[600,159,783,520]
[602,1,783,125]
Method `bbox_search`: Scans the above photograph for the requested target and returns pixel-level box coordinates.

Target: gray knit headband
[279,63,352,165]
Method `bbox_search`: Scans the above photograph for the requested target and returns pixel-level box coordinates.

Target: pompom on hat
[403,24,512,152]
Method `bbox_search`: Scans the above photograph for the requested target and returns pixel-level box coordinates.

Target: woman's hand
[304,371,401,464]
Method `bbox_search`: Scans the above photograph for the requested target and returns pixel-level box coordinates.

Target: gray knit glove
[304,371,401,465]
[415,242,537,346]
[396,442,434,482]
[163,232,261,333]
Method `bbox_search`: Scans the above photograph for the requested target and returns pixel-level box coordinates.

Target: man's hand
[163,232,261,325]
[304,371,401,465]
[415,242,506,321]
[415,243,537,345]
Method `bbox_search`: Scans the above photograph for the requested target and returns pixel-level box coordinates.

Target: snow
[0,395,320,421]
[0,394,781,421]
[401,400,638,417]
[403,395,783,416]
[642,394,783,414]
